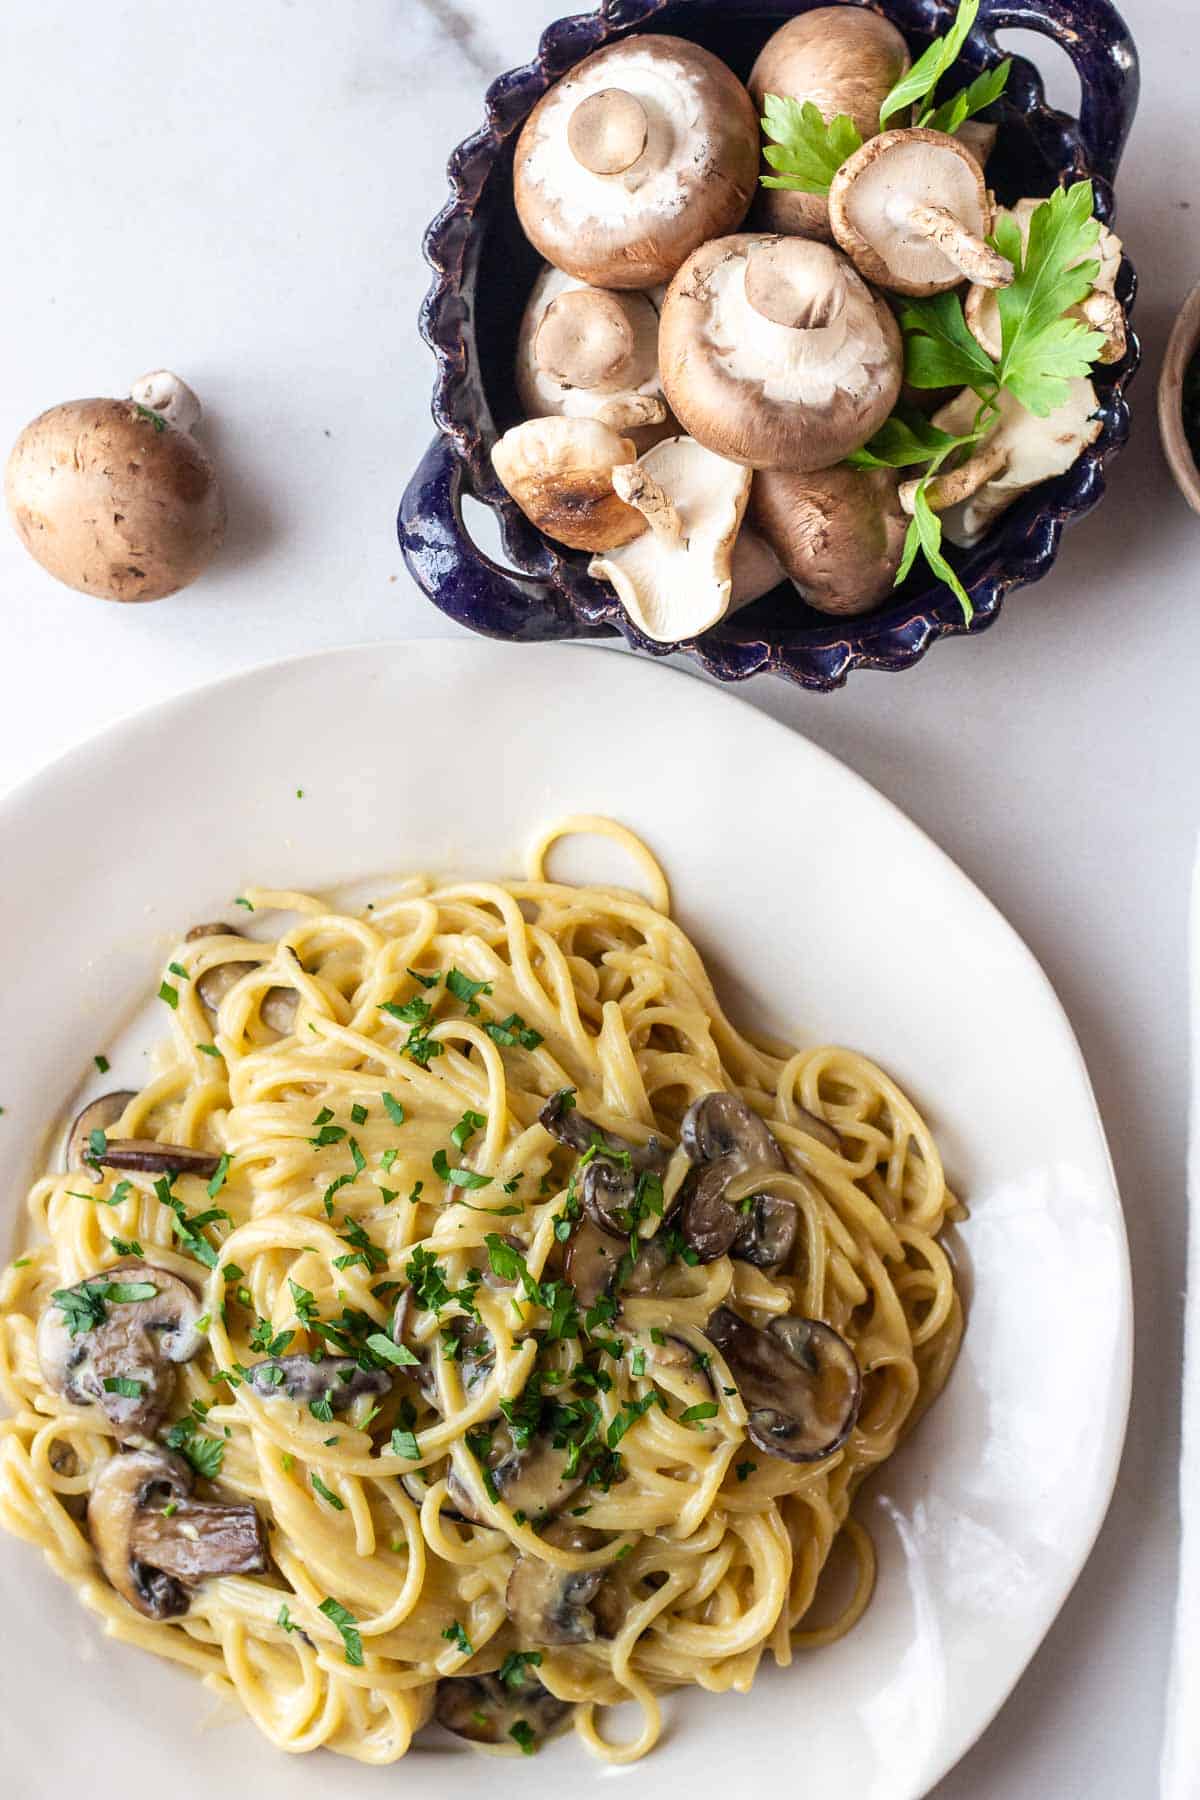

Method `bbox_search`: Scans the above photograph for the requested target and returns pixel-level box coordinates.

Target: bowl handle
[397,435,607,641]
[976,0,1140,187]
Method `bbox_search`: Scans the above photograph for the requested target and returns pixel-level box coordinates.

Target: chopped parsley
[168,962,190,981]
[310,1472,345,1510]
[679,1402,719,1426]
[93,1054,110,1074]
[483,1012,543,1051]
[102,1375,144,1398]
[381,995,432,1026]
[441,1620,473,1656]
[318,1596,363,1665]
[158,981,179,1009]
[432,1148,492,1191]
[234,897,254,912]
[509,1719,538,1755]
[277,1602,296,1632]
[52,1277,157,1337]
[735,1459,758,1483]
[350,1103,368,1126]
[206,1153,232,1199]
[450,1109,487,1151]
[405,967,441,990]
[364,1333,418,1368]
[381,1092,405,1126]
[498,1650,543,1689]
[109,1234,144,1258]
[164,1415,225,1478]
[390,1426,420,1460]
[196,1042,221,1058]
[445,968,492,1015]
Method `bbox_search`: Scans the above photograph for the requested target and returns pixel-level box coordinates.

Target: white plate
[0,642,1130,1800]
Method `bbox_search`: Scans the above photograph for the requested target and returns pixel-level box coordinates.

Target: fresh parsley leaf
[309,1395,335,1423]
[679,1401,719,1426]
[736,1459,758,1482]
[759,93,862,195]
[994,180,1106,415]
[109,1234,144,1257]
[102,1375,144,1398]
[196,1042,221,1058]
[133,401,167,432]
[846,405,978,470]
[164,1416,224,1478]
[234,896,254,911]
[509,1720,537,1756]
[450,1109,487,1151]
[350,1103,368,1126]
[442,1620,473,1656]
[390,1426,420,1459]
[168,962,190,981]
[381,995,431,1025]
[158,981,179,1009]
[908,476,975,620]
[318,1595,363,1665]
[381,1092,405,1126]
[498,1649,543,1689]
[365,1332,419,1367]
[879,0,981,130]
[483,1012,543,1051]
[311,1471,345,1510]
[94,1054,110,1074]
[207,1153,231,1199]
[405,967,441,990]
[900,290,999,395]
[445,968,493,1014]
[924,56,1011,134]
[277,1602,296,1632]
[432,1147,492,1190]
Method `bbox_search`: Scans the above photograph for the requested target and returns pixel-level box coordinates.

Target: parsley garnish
[234,896,254,911]
[498,1649,543,1688]
[390,1426,420,1459]
[432,1147,492,1191]
[442,1620,473,1656]
[381,996,432,1025]
[736,1459,758,1482]
[207,1153,231,1199]
[310,1471,345,1510]
[509,1720,538,1756]
[94,1054,110,1074]
[318,1596,363,1665]
[365,1332,418,1368]
[406,967,441,990]
[52,1278,156,1336]
[450,1109,486,1151]
[445,968,492,1015]
[102,1375,144,1398]
[196,1042,221,1057]
[350,1103,368,1126]
[109,1234,144,1258]
[381,1092,405,1126]
[277,1602,296,1632]
[158,981,179,1009]
[483,1012,543,1051]
[679,1402,719,1426]
[164,1415,224,1478]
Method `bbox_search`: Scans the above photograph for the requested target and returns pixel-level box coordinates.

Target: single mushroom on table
[435,1665,571,1749]
[705,1305,861,1462]
[964,197,1127,366]
[186,921,299,1034]
[751,462,909,614]
[492,416,645,552]
[899,380,1103,547]
[749,6,911,241]
[506,1517,611,1647]
[37,1261,206,1443]
[658,235,903,471]
[89,1446,266,1619]
[513,35,760,289]
[828,128,1013,297]
[5,370,225,601]
[517,266,671,444]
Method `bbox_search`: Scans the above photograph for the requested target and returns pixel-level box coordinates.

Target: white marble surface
[0,1,1192,1792]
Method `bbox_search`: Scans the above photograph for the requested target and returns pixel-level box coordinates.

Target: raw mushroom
[957,119,998,169]
[435,1667,571,1748]
[751,463,909,614]
[728,525,788,610]
[5,370,225,601]
[88,1446,266,1619]
[245,1356,392,1412]
[705,1305,861,1462]
[513,35,760,289]
[491,416,645,552]
[965,199,1127,366]
[517,266,671,445]
[749,7,911,241]
[186,922,299,1034]
[588,436,751,641]
[506,1518,609,1646]
[37,1261,205,1443]
[679,1092,793,1270]
[900,380,1103,547]
[828,128,1014,297]
[66,1091,138,1180]
[657,235,903,470]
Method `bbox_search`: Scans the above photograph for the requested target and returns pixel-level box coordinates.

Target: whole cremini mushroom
[751,463,909,614]
[5,370,225,601]
[828,128,1013,297]
[516,266,671,444]
[749,7,911,241]
[513,36,760,289]
[492,416,645,552]
[965,198,1127,366]
[658,234,902,471]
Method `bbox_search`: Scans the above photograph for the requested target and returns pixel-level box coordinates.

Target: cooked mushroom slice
[965,199,1127,366]
[539,1090,667,1172]
[540,1090,669,1236]
[66,1091,138,1181]
[681,1090,786,1171]
[678,1092,801,1273]
[393,1290,493,1406]
[89,1446,266,1619]
[185,922,299,1033]
[517,267,670,448]
[37,1260,204,1443]
[245,1355,391,1411]
[644,1330,716,1411]
[751,464,909,615]
[749,8,911,241]
[506,1518,608,1647]
[87,1138,222,1179]
[513,35,760,289]
[492,416,645,553]
[705,1305,861,1462]
[828,129,1014,298]
[435,1667,571,1748]
[901,380,1103,548]
[562,1216,626,1308]
[452,1427,585,1526]
[658,235,902,471]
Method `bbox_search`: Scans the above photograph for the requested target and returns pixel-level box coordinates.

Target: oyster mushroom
[492,416,645,552]
[506,1518,609,1647]
[435,1666,571,1748]
[66,1091,138,1180]
[588,436,751,641]
[965,198,1127,366]
[245,1355,392,1412]
[517,266,670,444]
[900,380,1103,547]
[749,7,911,241]
[751,463,909,614]
[513,35,760,289]
[828,128,1013,297]
[658,235,903,470]
[186,922,299,1034]
[705,1305,861,1462]
[37,1261,205,1443]
[88,1446,266,1619]
[5,371,225,602]
[679,1092,792,1270]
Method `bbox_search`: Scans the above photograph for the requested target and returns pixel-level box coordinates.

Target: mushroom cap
[5,397,225,602]
[751,463,909,614]
[828,128,992,297]
[588,435,751,642]
[965,199,1124,361]
[505,1518,607,1647]
[749,6,911,242]
[513,35,760,289]
[658,234,903,471]
[492,416,645,552]
[705,1305,861,1463]
[931,379,1103,547]
[728,524,788,610]
[516,265,672,450]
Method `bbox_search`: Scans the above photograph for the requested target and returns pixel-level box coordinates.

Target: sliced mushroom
[393,1290,493,1407]
[37,1261,205,1443]
[965,198,1126,366]
[751,464,909,615]
[66,1091,138,1181]
[658,235,903,471]
[185,922,299,1034]
[538,1091,667,1172]
[88,1446,266,1619]
[644,1330,716,1412]
[705,1305,861,1462]
[85,1138,223,1180]
[492,416,645,552]
[434,1667,571,1748]
[506,1518,608,1647]
[562,1217,626,1309]
[678,1092,797,1272]
[454,1426,584,1526]
[245,1355,391,1411]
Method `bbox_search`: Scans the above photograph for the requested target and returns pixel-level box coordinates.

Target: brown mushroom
[513,36,760,288]
[86,1139,222,1180]
[186,921,300,1034]
[539,1090,668,1238]
[452,1426,584,1526]
[678,1092,797,1272]
[88,1446,266,1618]
[491,417,645,552]
[434,1666,571,1748]
[505,1518,609,1647]
[964,199,1127,367]
[516,267,670,447]
[751,463,909,614]
[37,1260,205,1443]
[705,1305,861,1462]
[245,1355,392,1412]
[66,1091,138,1181]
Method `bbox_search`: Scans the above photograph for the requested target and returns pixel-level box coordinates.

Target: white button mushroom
[588,435,751,641]
[491,416,646,552]
[901,380,1103,547]
[658,234,902,471]
[749,7,911,241]
[5,371,225,601]
[828,128,1014,297]
[516,264,671,445]
[751,463,909,614]
[513,36,760,289]
[965,198,1127,365]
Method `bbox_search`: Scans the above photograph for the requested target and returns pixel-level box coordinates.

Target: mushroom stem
[567,87,649,175]
[595,393,669,430]
[899,438,1010,516]
[533,290,637,393]
[130,371,202,433]
[611,461,683,544]
[904,205,1014,288]
[1078,288,1127,364]
[743,239,847,331]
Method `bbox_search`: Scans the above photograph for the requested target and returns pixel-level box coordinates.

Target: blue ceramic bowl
[398,0,1140,690]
